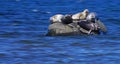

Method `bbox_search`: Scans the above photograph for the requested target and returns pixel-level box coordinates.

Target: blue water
[0,0,120,64]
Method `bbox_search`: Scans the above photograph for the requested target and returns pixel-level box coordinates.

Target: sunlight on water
[32,9,39,12]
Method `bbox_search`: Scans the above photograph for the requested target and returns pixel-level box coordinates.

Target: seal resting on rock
[77,12,107,34]
[46,10,107,36]
[72,9,89,22]
[86,12,107,33]
[50,14,64,24]
[61,14,73,24]
[77,20,100,34]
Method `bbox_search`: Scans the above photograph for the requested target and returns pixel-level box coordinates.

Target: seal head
[86,12,97,23]
[50,14,64,24]
[61,14,73,24]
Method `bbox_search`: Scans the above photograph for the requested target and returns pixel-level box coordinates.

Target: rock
[46,10,107,36]
[46,22,100,36]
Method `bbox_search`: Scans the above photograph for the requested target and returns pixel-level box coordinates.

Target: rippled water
[0,0,120,64]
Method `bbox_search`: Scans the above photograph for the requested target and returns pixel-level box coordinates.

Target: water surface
[0,0,120,64]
